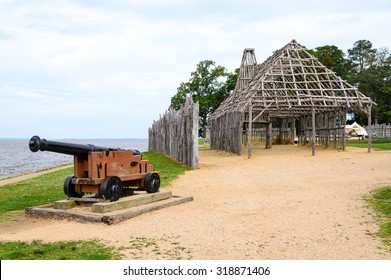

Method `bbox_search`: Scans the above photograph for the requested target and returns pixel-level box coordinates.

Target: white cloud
[0,0,390,138]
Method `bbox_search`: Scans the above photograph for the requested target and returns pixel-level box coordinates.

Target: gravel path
[0,146,390,259]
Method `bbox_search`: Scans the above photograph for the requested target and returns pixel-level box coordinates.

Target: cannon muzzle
[29,135,123,156]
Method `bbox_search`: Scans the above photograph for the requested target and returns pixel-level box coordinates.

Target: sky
[0,0,390,139]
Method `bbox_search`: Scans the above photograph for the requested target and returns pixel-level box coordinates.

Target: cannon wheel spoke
[100,176,123,202]
[143,172,160,193]
[63,175,84,198]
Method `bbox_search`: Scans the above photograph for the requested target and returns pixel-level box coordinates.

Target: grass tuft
[142,152,190,187]
[0,239,122,260]
[368,186,391,247]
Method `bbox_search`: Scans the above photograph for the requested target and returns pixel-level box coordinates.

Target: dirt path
[0,146,390,259]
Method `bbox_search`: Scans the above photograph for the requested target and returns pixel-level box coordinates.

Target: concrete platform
[25,190,193,225]
[92,190,173,213]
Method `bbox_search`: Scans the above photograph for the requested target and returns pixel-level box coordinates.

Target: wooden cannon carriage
[29,136,160,201]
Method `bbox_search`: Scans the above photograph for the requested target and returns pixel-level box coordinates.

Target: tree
[307,40,390,124]
[375,49,391,123]
[356,47,391,123]
[308,45,355,82]
[170,60,237,135]
[346,40,391,124]
[348,39,377,74]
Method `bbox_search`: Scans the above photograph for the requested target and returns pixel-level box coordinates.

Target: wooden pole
[342,110,347,151]
[368,105,372,153]
[291,119,296,143]
[325,113,329,148]
[266,121,272,149]
[248,102,253,158]
[312,108,316,156]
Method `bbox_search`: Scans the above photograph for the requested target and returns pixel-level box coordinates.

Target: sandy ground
[0,145,390,260]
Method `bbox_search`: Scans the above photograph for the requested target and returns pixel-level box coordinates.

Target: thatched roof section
[212,39,373,121]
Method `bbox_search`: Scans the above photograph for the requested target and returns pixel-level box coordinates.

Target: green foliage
[347,41,391,124]
[170,60,238,135]
[310,45,355,82]
[348,40,377,74]
[310,40,391,125]
[0,240,122,260]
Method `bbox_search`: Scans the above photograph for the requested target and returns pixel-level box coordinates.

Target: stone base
[25,190,193,225]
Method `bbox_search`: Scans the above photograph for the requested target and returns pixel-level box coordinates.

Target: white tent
[345,122,368,137]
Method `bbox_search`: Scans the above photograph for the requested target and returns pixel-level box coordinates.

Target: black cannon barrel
[29,135,122,156]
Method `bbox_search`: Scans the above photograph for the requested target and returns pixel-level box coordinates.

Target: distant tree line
[170,40,391,135]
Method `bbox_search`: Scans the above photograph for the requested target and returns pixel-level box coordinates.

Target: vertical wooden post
[299,117,305,145]
[266,121,272,149]
[325,113,329,148]
[368,105,372,153]
[306,116,311,145]
[342,110,347,151]
[291,119,296,143]
[247,102,252,159]
[238,112,244,155]
[312,108,316,156]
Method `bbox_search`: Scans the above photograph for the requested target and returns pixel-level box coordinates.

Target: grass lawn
[0,240,122,260]
[142,152,190,187]
[198,138,210,151]
[367,187,391,247]
[346,138,391,151]
[0,151,189,259]
[0,168,72,221]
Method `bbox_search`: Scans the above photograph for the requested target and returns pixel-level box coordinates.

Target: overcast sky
[0,0,390,139]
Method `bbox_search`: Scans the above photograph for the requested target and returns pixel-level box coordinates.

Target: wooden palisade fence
[364,123,391,138]
[148,96,199,169]
[210,112,242,155]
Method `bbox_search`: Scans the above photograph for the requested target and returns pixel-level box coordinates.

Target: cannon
[29,135,160,201]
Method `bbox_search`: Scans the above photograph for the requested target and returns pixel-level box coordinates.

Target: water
[0,139,148,179]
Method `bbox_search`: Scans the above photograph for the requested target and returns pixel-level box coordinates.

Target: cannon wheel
[63,175,84,198]
[100,176,123,202]
[143,172,160,193]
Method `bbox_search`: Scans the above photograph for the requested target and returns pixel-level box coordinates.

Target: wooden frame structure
[211,40,374,157]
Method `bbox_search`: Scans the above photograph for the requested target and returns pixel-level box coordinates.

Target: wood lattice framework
[211,40,374,156]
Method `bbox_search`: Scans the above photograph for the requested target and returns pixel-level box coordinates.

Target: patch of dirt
[1,146,390,259]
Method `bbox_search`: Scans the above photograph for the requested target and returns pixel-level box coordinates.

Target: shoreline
[0,164,73,187]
